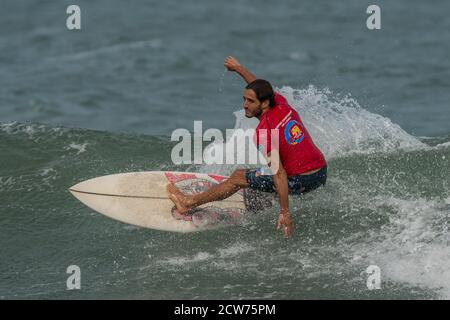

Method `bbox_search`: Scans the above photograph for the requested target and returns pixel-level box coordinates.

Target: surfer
[167,56,327,237]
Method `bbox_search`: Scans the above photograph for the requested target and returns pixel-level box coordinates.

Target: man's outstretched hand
[277,210,294,238]
[224,56,241,72]
[223,56,256,84]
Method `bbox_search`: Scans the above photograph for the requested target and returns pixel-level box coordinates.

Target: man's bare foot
[166,183,194,214]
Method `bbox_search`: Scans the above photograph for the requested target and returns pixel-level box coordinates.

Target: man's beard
[245,108,262,118]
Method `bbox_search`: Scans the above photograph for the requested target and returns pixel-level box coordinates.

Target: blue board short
[245,166,327,195]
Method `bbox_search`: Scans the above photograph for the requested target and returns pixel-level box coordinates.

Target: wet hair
[246,79,275,107]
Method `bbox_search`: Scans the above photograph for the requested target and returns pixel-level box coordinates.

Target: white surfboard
[69,171,246,233]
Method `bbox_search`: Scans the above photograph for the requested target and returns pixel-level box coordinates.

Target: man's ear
[261,99,270,109]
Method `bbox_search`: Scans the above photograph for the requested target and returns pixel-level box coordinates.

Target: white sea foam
[39,168,55,176]
[160,242,254,268]
[0,122,69,141]
[280,85,426,157]
[343,196,450,298]
[436,141,450,149]
[0,122,39,138]
[65,142,89,155]
[0,122,18,134]
[0,176,15,188]
[217,242,254,258]
[161,251,213,266]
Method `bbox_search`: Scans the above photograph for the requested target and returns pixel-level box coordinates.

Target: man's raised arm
[224,56,257,84]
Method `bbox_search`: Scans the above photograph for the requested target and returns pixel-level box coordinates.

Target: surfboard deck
[69,171,246,233]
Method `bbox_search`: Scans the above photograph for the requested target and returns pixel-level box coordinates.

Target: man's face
[243,89,263,118]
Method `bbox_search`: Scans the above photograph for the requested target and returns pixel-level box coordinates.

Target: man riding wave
[167,56,327,237]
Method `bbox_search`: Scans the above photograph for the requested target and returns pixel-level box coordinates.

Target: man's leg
[167,169,249,214]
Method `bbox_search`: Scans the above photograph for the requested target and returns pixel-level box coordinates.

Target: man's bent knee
[229,169,248,187]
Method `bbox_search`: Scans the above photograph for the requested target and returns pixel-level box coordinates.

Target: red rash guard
[255,92,327,176]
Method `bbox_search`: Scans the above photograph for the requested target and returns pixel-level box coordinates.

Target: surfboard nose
[68,179,96,198]
[69,181,84,192]
[68,175,112,194]
[68,180,92,200]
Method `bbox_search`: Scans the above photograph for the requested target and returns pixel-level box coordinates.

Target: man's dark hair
[246,79,275,107]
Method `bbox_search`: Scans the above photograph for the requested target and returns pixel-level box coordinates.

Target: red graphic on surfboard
[165,172,245,228]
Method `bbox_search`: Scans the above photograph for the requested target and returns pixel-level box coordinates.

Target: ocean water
[1,0,449,299]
